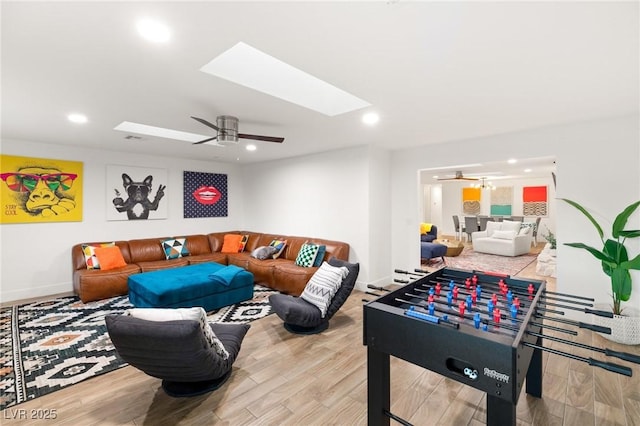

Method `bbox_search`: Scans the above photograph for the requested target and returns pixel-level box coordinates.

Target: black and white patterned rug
[0,285,278,409]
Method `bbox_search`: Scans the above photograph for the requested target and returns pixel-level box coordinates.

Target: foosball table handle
[588,358,633,377]
[581,323,612,334]
[605,349,640,365]
[584,308,614,318]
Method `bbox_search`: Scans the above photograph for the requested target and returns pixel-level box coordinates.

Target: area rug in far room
[434,247,537,276]
[0,284,278,410]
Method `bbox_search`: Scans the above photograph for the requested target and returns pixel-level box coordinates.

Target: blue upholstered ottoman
[420,242,447,260]
[128,263,254,312]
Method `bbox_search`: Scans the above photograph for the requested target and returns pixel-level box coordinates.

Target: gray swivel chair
[269,258,359,334]
[106,314,250,397]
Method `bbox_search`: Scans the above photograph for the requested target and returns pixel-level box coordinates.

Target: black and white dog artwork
[112,173,165,220]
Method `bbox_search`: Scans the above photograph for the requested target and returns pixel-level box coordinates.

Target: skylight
[114,122,210,143]
[200,42,370,116]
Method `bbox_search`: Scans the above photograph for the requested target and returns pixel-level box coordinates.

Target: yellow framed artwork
[462,187,481,215]
[0,154,83,223]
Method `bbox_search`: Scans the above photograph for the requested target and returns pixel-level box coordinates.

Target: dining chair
[531,217,542,246]
[478,216,492,232]
[452,215,464,240]
[464,216,478,242]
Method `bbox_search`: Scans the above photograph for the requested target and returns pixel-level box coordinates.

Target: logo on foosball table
[463,368,478,381]
[483,368,510,383]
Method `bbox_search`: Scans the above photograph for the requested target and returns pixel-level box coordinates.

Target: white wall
[391,115,640,318]
[241,145,392,290]
[1,139,243,302]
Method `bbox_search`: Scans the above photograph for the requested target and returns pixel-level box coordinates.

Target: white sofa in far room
[471,220,533,257]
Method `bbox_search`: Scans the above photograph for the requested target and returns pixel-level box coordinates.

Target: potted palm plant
[561,198,640,344]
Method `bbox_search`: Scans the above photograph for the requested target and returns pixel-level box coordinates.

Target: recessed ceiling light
[137,19,170,43]
[68,113,88,124]
[507,158,517,164]
[524,168,532,173]
[362,112,379,125]
[114,121,210,142]
[246,144,257,151]
[200,42,370,116]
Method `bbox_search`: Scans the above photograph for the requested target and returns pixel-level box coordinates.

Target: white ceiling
[2,2,638,169]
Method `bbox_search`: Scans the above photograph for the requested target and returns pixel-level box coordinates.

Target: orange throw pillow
[94,246,127,271]
[221,234,243,253]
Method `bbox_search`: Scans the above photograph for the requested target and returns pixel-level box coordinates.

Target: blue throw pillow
[313,245,326,267]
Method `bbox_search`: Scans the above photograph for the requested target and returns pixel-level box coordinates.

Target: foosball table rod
[526,330,640,365]
[521,342,632,377]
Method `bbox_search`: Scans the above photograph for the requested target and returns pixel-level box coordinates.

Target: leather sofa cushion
[137,257,189,273]
[129,237,170,263]
[73,263,141,302]
[187,253,228,265]
[272,262,319,296]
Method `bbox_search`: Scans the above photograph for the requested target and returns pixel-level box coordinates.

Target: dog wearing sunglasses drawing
[0,167,77,217]
[112,173,165,220]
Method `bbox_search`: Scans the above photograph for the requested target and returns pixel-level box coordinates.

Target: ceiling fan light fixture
[216,115,239,144]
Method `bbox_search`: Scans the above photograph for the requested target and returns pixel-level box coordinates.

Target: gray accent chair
[105,315,250,397]
[268,258,360,335]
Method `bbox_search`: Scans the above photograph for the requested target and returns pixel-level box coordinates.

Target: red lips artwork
[192,186,221,205]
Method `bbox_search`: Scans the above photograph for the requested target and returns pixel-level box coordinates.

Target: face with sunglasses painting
[0,167,77,217]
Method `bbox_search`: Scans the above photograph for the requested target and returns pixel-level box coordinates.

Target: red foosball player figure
[527,283,535,300]
[459,301,466,317]
[493,308,501,326]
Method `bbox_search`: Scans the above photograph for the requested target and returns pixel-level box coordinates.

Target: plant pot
[592,304,640,345]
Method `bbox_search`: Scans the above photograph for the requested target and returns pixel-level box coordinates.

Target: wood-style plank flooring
[2,242,639,425]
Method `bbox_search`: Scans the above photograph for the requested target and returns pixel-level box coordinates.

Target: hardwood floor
[3,248,639,425]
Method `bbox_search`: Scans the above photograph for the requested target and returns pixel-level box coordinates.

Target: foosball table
[363,267,639,426]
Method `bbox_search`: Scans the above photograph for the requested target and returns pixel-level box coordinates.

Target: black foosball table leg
[486,394,516,426]
[526,336,543,398]
[367,346,391,426]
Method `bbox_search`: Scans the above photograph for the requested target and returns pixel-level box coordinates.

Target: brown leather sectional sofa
[72,231,350,303]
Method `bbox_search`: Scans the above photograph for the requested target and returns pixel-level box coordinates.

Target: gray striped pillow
[300,261,349,317]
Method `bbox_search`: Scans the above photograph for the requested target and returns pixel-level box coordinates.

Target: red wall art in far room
[0,154,83,223]
[183,171,228,218]
[522,185,548,216]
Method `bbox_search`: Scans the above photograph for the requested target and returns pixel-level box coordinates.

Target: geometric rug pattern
[0,284,278,409]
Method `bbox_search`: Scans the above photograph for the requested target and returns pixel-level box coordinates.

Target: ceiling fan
[436,171,479,181]
[191,116,285,145]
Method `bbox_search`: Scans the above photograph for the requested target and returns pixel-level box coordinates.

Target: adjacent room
[1,2,639,425]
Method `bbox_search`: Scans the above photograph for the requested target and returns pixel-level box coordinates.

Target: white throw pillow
[127,307,229,359]
[501,220,522,233]
[300,261,349,318]
[493,230,517,240]
[485,221,502,237]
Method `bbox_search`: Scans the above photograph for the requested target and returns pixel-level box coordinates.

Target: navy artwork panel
[183,171,228,218]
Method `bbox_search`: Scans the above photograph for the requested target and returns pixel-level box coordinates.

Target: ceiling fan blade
[238,133,284,143]
[193,136,218,145]
[436,176,479,181]
[191,116,219,131]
